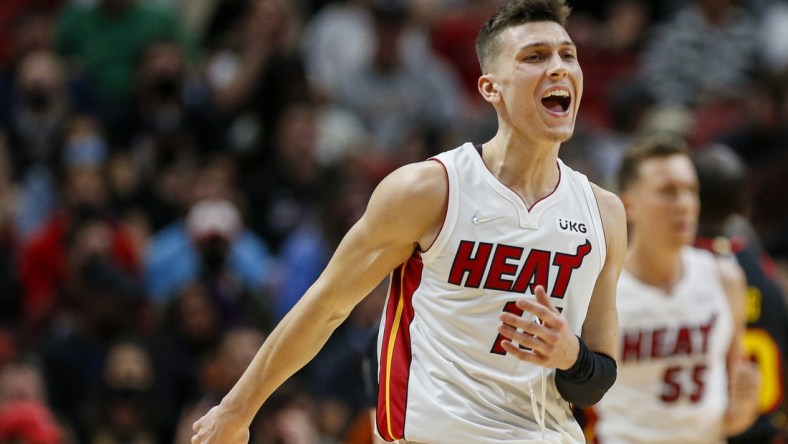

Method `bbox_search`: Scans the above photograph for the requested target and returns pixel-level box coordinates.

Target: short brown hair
[617,133,690,192]
[475,0,571,73]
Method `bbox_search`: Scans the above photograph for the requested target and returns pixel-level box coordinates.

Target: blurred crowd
[0,0,786,442]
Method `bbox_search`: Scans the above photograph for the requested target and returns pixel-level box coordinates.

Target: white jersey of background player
[595,248,733,443]
[591,136,760,444]
[376,143,605,443]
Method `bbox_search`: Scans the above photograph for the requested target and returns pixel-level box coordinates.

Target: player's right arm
[191,160,448,444]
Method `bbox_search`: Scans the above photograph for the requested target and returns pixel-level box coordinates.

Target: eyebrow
[519,40,576,50]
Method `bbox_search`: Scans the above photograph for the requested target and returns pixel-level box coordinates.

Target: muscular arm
[549,185,626,407]
[718,257,761,436]
[191,161,447,443]
[581,184,627,359]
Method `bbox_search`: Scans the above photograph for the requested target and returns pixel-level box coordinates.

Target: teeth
[542,90,569,99]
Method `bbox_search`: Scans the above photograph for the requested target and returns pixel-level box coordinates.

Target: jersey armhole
[420,157,457,261]
[581,177,607,269]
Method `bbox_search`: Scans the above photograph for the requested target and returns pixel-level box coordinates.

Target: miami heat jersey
[376,143,606,443]
[594,247,734,444]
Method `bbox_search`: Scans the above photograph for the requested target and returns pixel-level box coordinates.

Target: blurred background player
[590,135,761,443]
[693,143,788,444]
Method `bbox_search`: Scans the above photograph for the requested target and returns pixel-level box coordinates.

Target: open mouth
[541,90,571,113]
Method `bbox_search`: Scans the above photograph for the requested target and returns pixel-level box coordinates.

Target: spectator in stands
[0,4,63,120]
[202,0,308,153]
[155,282,225,443]
[54,0,194,110]
[14,113,105,241]
[719,74,788,253]
[172,326,273,444]
[301,0,429,102]
[241,98,339,253]
[37,208,146,441]
[18,116,140,342]
[109,39,220,162]
[144,197,273,308]
[336,0,463,152]
[89,338,159,443]
[271,153,385,321]
[0,358,68,444]
[2,50,72,180]
[639,0,759,108]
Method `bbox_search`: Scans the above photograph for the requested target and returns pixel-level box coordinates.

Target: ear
[477,74,499,103]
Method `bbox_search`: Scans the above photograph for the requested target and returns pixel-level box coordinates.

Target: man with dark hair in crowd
[694,144,788,443]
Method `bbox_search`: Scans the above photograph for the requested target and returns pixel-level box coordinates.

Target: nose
[547,53,568,79]
[675,188,699,214]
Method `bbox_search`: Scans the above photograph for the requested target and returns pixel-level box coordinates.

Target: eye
[561,51,576,61]
[659,186,679,198]
[524,53,542,62]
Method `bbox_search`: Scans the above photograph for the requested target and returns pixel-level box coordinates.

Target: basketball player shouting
[192,1,626,442]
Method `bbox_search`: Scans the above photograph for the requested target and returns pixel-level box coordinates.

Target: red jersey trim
[376,254,422,441]
[420,158,449,254]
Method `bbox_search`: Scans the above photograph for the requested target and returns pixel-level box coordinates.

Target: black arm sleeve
[555,336,617,408]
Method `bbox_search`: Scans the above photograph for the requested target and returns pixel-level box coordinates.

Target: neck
[482,134,561,207]
[625,236,684,293]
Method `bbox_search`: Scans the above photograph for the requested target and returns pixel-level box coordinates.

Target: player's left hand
[724,357,762,435]
[728,357,761,412]
[497,285,579,370]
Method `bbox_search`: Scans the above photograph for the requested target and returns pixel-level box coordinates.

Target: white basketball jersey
[376,143,606,443]
[594,247,734,444]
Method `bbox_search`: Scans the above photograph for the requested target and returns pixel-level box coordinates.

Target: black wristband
[555,336,617,408]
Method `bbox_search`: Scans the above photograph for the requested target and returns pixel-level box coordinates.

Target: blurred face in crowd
[205,328,266,393]
[276,103,317,165]
[68,218,113,268]
[104,342,154,391]
[0,364,47,405]
[64,166,108,211]
[622,154,700,248]
[16,51,65,113]
[137,42,187,104]
[177,285,221,344]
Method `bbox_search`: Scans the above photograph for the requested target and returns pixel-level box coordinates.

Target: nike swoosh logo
[472,213,507,225]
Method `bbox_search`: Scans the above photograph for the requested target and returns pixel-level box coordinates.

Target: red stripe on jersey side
[580,406,601,444]
[376,254,422,442]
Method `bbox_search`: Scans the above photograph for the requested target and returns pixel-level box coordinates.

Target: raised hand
[497,285,580,370]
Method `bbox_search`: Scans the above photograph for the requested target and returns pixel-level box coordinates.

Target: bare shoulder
[711,254,748,329]
[370,160,447,215]
[375,159,447,200]
[715,255,747,300]
[589,183,625,223]
[715,255,746,287]
[364,160,448,247]
[590,183,627,255]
